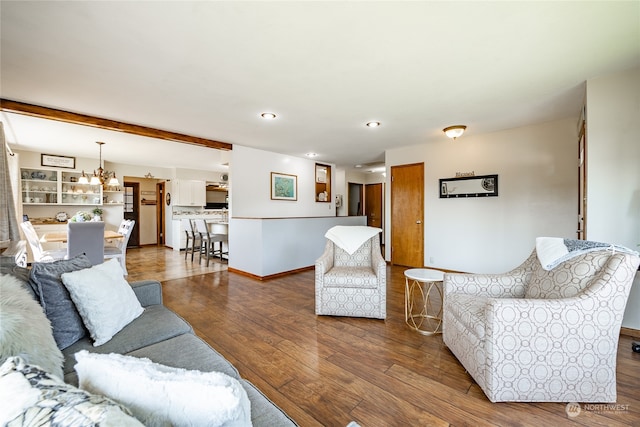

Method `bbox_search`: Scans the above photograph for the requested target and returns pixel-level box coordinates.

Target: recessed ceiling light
[306,152,318,158]
[366,121,381,128]
[261,112,277,119]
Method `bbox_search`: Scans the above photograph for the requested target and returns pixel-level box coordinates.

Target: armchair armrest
[315,240,334,276]
[372,247,386,280]
[130,280,163,307]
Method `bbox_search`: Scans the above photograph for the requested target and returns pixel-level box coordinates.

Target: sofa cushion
[129,336,297,427]
[126,334,240,379]
[62,304,192,377]
[61,259,144,346]
[0,274,64,379]
[0,356,143,427]
[241,379,299,426]
[525,251,609,299]
[29,255,93,350]
[75,351,251,427]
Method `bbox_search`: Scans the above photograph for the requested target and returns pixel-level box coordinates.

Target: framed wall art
[439,174,498,198]
[271,172,297,201]
[41,153,75,169]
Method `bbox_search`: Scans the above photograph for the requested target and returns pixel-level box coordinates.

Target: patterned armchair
[443,243,640,403]
[315,234,386,319]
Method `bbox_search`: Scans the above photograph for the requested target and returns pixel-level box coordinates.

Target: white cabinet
[170,219,187,250]
[173,180,205,206]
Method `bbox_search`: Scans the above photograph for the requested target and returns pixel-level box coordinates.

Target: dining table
[40,230,124,243]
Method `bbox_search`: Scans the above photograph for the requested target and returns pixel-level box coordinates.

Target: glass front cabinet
[21,168,103,206]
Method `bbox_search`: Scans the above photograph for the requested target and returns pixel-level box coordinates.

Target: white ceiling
[1,1,638,171]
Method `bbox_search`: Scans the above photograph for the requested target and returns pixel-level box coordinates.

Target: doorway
[365,182,384,251]
[390,163,424,267]
[578,118,586,240]
[348,182,363,216]
[156,182,166,246]
[123,182,140,248]
[365,183,383,229]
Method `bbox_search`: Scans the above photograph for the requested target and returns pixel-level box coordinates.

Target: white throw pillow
[0,274,64,379]
[75,351,252,427]
[61,259,143,346]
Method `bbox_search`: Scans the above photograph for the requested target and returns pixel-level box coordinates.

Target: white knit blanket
[325,226,382,255]
[536,237,638,271]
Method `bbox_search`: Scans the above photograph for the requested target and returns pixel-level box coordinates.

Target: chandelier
[78,141,120,187]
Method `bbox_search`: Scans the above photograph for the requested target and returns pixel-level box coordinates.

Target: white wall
[230,216,366,277]
[385,118,578,273]
[231,145,336,217]
[585,66,640,329]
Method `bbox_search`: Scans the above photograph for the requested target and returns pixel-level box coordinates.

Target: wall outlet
[429,256,435,264]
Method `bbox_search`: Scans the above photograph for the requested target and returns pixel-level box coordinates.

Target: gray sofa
[2,260,297,426]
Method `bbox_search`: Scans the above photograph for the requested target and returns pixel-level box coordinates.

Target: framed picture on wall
[271,172,297,201]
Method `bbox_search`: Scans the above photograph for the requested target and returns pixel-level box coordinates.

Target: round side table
[404,268,445,335]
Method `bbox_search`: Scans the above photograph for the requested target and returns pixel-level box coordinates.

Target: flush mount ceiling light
[443,125,467,140]
[261,112,277,119]
[78,141,120,187]
[366,121,381,128]
[306,152,318,158]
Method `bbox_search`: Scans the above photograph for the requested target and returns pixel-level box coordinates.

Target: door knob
[416,220,422,224]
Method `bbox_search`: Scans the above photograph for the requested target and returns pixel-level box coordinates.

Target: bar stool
[182,218,200,262]
[209,233,228,261]
[194,219,215,267]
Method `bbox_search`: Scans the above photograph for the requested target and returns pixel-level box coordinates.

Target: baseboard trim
[620,327,640,338]
[228,266,314,281]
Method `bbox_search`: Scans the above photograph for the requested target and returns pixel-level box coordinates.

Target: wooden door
[365,183,383,228]
[391,163,424,267]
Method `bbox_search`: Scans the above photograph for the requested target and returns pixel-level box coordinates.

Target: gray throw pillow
[29,255,92,350]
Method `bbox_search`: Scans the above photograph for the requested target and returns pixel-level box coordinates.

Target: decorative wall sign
[41,154,75,169]
[271,172,297,201]
[439,174,498,198]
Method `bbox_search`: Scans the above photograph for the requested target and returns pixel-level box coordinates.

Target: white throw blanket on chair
[325,226,382,255]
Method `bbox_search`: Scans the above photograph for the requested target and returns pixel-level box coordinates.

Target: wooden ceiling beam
[0,99,232,151]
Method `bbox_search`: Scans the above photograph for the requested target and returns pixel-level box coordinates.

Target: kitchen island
[169,209,228,253]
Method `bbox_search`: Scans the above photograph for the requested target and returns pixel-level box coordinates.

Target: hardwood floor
[126,247,640,426]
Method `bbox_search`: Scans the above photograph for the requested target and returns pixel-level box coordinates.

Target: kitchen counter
[169,214,228,251]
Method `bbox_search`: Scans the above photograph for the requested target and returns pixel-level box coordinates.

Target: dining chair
[181,218,200,262]
[104,219,135,275]
[19,220,66,263]
[104,219,128,249]
[67,221,105,266]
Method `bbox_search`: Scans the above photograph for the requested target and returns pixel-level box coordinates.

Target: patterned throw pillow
[0,356,143,426]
